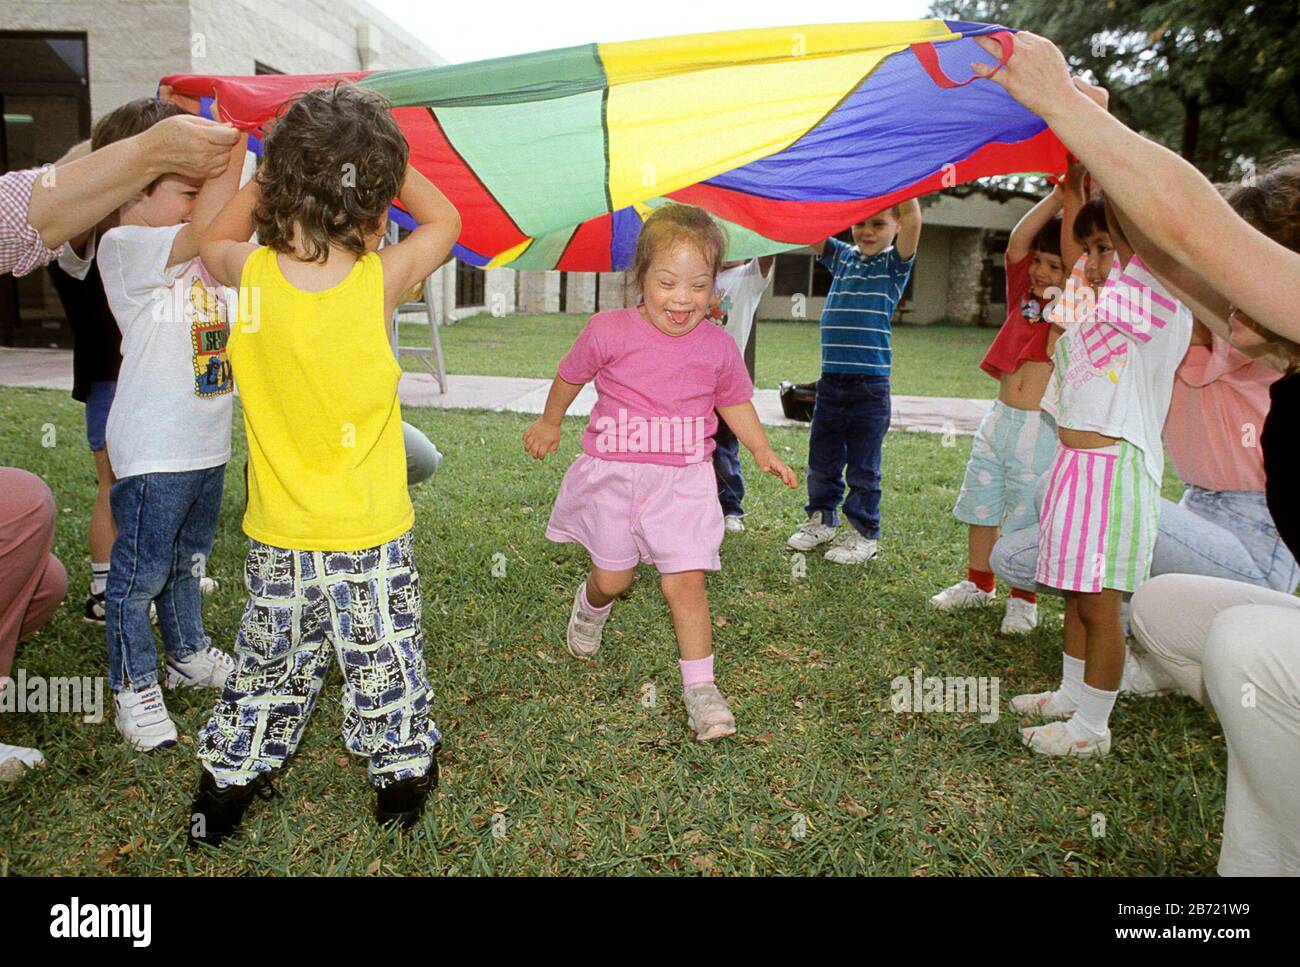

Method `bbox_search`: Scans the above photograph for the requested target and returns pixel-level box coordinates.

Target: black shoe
[83,591,106,625]
[375,755,439,829]
[187,770,276,848]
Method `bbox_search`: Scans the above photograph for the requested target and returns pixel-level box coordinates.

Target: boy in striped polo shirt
[787,199,922,564]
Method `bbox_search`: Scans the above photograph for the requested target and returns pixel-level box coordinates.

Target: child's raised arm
[378,166,462,321]
[1060,161,1087,271]
[1007,184,1063,264]
[523,375,584,460]
[895,198,922,261]
[170,132,248,268]
[200,175,260,288]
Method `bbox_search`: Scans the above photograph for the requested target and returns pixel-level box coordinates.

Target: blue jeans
[805,374,891,539]
[713,416,745,517]
[991,482,1300,595]
[105,466,226,691]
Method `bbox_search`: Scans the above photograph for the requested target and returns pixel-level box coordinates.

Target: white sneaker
[199,576,219,595]
[683,683,736,742]
[566,583,610,660]
[1120,646,1175,697]
[114,684,179,751]
[723,515,746,534]
[1000,597,1039,635]
[823,530,878,564]
[787,512,837,551]
[1022,719,1111,757]
[929,580,996,611]
[166,645,236,691]
[1009,689,1077,719]
[0,742,45,782]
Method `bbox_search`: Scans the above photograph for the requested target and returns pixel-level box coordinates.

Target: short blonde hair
[628,204,726,298]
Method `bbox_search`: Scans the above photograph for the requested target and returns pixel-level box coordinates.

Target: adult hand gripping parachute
[161,19,1066,271]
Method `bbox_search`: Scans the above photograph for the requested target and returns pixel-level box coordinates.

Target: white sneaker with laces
[787,512,837,551]
[1009,689,1077,719]
[166,645,236,690]
[1000,597,1039,635]
[114,685,179,751]
[723,515,746,534]
[566,583,610,660]
[1022,719,1111,757]
[0,742,45,782]
[929,580,996,611]
[823,530,878,564]
[1119,646,1175,696]
[683,683,736,742]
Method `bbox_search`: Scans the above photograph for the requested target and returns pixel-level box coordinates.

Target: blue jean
[805,374,891,538]
[105,466,225,691]
[713,416,745,517]
[991,482,1300,595]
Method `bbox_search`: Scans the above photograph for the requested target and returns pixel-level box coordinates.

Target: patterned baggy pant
[197,530,440,788]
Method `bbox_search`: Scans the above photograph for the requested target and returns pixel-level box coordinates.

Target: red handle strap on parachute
[911,29,1014,89]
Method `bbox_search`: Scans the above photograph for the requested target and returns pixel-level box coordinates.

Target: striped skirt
[1036,441,1160,593]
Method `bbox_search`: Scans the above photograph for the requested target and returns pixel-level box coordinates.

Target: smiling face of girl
[638,241,717,337]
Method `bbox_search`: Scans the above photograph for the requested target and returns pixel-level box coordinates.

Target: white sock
[1055,654,1086,708]
[1067,682,1118,739]
[91,562,110,596]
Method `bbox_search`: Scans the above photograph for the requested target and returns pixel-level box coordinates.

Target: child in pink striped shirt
[1010,193,1192,757]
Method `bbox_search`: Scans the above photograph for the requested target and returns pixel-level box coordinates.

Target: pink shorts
[546,454,723,573]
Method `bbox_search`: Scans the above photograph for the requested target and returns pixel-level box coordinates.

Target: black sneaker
[375,754,439,829]
[187,770,276,848]
[83,591,106,625]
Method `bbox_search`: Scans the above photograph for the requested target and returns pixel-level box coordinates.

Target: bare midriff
[997,359,1053,411]
[1058,426,1122,449]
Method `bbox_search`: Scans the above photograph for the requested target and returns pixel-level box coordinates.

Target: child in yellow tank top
[183,82,462,846]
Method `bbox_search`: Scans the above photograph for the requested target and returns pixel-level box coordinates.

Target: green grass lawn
[0,387,1221,876]
[403,313,1002,399]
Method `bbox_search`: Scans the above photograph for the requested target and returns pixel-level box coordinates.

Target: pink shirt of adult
[1164,331,1278,493]
[558,306,754,467]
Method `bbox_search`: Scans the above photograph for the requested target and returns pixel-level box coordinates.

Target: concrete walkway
[0,347,992,435]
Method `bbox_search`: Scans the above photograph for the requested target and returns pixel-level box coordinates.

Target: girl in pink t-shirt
[523,204,797,742]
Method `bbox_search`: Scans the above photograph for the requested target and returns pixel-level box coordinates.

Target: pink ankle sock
[579,582,612,615]
[679,655,714,694]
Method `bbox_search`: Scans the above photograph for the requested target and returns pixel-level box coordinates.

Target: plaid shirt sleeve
[0,168,63,277]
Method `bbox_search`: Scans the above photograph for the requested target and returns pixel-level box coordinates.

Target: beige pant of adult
[1130,574,1300,876]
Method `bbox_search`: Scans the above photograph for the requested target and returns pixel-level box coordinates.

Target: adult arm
[974,33,1300,343]
[25,115,239,250]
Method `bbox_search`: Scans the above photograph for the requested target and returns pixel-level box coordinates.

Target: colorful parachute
[161,20,1066,271]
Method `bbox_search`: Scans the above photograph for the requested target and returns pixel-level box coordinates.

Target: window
[455,260,485,308]
[0,31,90,348]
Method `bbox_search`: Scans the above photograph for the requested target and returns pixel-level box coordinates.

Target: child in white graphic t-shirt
[96,110,246,752]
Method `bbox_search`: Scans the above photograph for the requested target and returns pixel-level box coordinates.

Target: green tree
[929,0,1300,179]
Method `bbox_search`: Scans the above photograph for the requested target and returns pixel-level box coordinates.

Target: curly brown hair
[627,204,726,299]
[1225,152,1300,254]
[253,81,408,263]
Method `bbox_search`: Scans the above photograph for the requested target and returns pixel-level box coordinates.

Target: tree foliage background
[928,0,1300,180]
